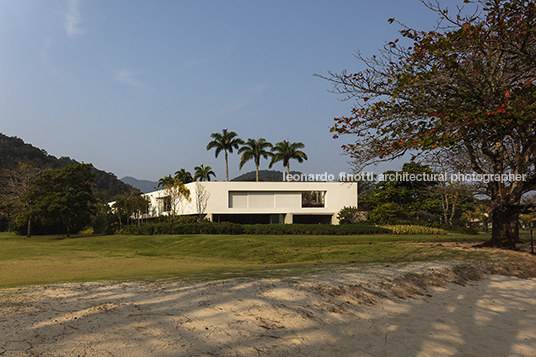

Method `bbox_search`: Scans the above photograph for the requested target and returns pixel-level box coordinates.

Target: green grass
[519,229,536,242]
[0,231,492,287]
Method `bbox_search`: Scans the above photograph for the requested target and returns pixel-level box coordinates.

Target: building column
[284,213,293,224]
[331,214,339,225]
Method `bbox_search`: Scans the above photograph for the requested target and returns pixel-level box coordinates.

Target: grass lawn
[0,231,498,287]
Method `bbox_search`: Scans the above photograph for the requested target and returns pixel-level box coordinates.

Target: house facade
[143,181,358,225]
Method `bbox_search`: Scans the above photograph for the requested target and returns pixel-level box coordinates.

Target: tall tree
[112,196,128,230]
[158,175,174,190]
[206,129,244,181]
[194,164,216,181]
[25,163,96,237]
[374,162,438,211]
[174,168,193,184]
[238,138,273,182]
[318,0,536,248]
[157,175,190,221]
[128,189,150,225]
[193,182,210,222]
[422,149,474,227]
[0,163,42,235]
[269,140,308,178]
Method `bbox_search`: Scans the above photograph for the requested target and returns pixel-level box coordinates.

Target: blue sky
[0,0,462,181]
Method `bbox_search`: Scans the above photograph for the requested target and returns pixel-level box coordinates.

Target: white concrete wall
[142,181,358,224]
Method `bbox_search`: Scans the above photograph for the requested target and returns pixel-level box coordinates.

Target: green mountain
[0,133,133,202]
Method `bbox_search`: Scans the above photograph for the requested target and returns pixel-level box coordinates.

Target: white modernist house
[142,181,358,225]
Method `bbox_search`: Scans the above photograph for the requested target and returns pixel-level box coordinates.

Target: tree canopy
[374,162,438,210]
[238,138,273,182]
[269,140,308,178]
[24,163,97,236]
[157,174,190,220]
[174,168,193,184]
[194,164,216,181]
[319,0,536,248]
[206,129,244,181]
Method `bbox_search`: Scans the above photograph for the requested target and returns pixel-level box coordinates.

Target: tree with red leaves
[318,0,536,248]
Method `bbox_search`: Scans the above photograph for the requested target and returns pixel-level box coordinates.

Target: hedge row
[378,225,448,235]
[118,222,392,235]
[119,222,244,235]
[242,223,391,235]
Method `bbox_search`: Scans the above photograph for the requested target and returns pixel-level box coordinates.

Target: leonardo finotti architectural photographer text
[283,171,527,183]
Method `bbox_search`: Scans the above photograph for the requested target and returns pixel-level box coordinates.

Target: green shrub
[449,225,480,235]
[78,226,94,235]
[337,206,368,224]
[117,222,244,235]
[243,223,390,235]
[378,224,447,235]
[141,224,155,235]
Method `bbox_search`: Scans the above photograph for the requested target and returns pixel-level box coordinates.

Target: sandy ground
[1,256,536,356]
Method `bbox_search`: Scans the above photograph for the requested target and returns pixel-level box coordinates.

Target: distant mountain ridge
[0,133,133,202]
[122,170,302,192]
[120,176,158,193]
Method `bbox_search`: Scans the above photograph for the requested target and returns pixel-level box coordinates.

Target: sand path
[1,260,536,356]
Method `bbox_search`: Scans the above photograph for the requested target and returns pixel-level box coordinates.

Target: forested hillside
[0,133,132,202]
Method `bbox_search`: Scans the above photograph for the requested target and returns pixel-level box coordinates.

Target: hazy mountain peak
[120,176,158,193]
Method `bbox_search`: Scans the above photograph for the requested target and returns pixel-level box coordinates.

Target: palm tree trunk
[256,163,259,182]
[225,150,229,181]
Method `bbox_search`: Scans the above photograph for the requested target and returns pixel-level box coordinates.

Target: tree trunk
[441,195,449,227]
[225,151,229,182]
[482,206,518,249]
[512,213,520,243]
[26,215,31,238]
[448,193,459,227]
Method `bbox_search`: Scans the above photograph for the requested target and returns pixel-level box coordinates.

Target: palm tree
[174,168,193,184]
[157,174,190,220]
[157,175,175,219]
[158,175,174,189]
[238,138,273,182]
[269,140,308,178]
[194,164,216,181]
[206,129,244,181]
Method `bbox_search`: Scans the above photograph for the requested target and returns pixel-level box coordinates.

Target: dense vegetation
[0,134,135,234]
[351,162,482,229]
[0,133,132,202]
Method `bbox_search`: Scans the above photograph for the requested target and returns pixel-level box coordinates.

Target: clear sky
[0,0,462,181]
